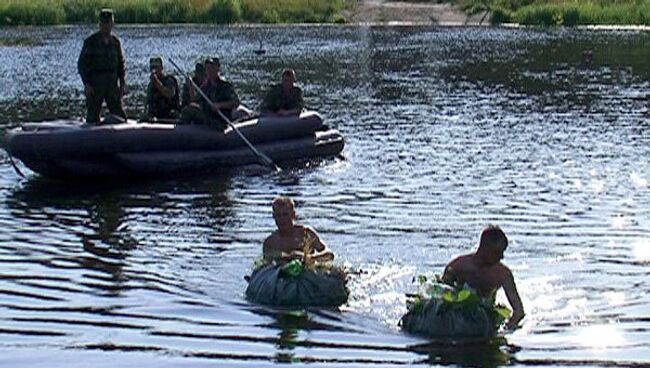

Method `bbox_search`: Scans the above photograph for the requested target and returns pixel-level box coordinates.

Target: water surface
[0,25,649,367]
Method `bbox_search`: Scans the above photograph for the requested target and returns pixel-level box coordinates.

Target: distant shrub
[204,0,242,24]
[241,0,344,23]
[155,0,192,23]
[461,0,650,26]
[0,1,65,26]
[516,5,555,26]
[490,8,511,24]
[563,8,579,26]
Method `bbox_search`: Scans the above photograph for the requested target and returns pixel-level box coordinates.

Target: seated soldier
[180,62,206,108]
[260,68,304,117]
[142,56,179,122]
[179,56,246,130]
[263,196,334,264]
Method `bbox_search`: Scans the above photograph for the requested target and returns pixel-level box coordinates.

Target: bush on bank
[0,0,350,26]
[457,0,650,26]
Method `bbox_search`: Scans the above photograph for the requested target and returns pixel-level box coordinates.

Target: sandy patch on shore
[347,0,489,25]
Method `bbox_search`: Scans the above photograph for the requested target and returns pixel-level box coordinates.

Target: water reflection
[273,310,308,363]
[5,174,236,297]
[410,337,513,367]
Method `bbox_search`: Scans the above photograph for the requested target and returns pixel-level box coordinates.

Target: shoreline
[2,23,649,32]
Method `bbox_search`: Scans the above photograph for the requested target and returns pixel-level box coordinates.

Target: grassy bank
[0,0,351,26]
[456,0,650,26]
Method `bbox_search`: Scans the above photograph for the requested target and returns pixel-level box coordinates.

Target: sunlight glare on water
[633,239,650,263]
[575,325,626,349]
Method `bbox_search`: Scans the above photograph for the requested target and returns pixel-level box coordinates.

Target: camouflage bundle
[400,277,511,338]
[245,260,348,307]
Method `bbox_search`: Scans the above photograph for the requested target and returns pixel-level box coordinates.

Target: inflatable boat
[1,111,344,178]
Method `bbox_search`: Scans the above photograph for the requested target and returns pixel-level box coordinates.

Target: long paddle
[168,58,280,172]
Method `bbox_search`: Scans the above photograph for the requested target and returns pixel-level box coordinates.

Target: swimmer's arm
[441,263,457,285]
[502,269,525,330]
[262,237,280,262]
[304,227,334,262]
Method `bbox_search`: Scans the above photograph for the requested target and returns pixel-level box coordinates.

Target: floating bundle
[400,278,510,338]
[245,260,349,307]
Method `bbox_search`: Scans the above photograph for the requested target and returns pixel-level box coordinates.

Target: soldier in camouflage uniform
[179,57,241,131]
[260,68,304,117]
[143,56,179,121]
[181,62,206,108]
[77,9,127,124]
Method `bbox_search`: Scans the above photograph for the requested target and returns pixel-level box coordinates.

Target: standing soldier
[78,8,127,124]
[143,56,179,121]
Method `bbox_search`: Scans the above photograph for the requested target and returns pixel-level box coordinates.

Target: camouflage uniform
[144,74,179,120]
[180,78,239,131]
[181,62,205,108]
[260,84,304,113]
[77,19,126,124]
[181,75,204,108]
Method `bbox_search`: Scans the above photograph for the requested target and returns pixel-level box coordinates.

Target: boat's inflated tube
[2,111,344,178]
[6,112,324,159]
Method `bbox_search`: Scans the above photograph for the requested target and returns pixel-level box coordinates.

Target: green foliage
[253,257,347,281]
[456,0,650,26]
[491,7,511,24]
[0,0,350,25]
[204,0,242,24]
[0,1,65,26]
[406,275,512,327]
[0,37,44,46]
[61,0,103,24]
[241,0,346,23]
[493,304,511,324]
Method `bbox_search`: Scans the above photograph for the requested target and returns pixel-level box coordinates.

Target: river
[0,24,649,367]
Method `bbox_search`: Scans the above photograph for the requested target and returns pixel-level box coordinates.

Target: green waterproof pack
[281,259,304,278]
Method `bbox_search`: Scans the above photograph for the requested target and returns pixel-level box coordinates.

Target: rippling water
[0,25,649,367]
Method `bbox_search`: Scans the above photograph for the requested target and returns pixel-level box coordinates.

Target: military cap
[204,56,220,66]
[99,9,114,23]
[149,56,163,69]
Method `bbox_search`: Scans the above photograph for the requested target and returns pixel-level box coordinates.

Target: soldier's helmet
[204,56,220,66]
[99,9,114,23]
[150,56,164,70]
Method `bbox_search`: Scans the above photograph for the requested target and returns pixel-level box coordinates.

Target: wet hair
[272,196,294,210]
[479,224,508,250]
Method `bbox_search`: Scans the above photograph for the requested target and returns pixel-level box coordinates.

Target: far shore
[0,0,648,27]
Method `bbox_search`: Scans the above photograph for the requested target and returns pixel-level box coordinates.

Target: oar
[168,58,281,172]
